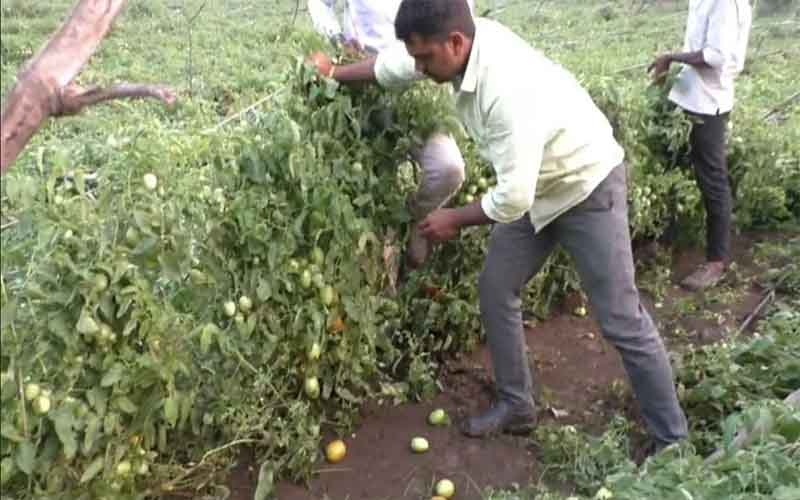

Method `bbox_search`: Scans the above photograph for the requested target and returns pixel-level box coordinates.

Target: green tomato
[99,324,114,343]
[468,184,478,195]
[304,377,320,399]
[33,395,51,415]
[190,269,207,285]
[116,460,132,476]
[125,227,140,245]
[288,259,301,273]
[428,408,448,426]
[300,270,313,289]
[477,177,489,190]
[312,272,326,289]
[223,301,237,317]
[320,286,335,306]
[0,457,15,486]
[308,342,322,361]
[435,479,455,498]
[352,162,364,173]
[76,403,89,418]
[77,313,100,336]
[239,295,253,313]
[410,437,429,453]
[311,247,325,266]
[464,194,475,204]
[24,383,41,401]
[143,173,158,191]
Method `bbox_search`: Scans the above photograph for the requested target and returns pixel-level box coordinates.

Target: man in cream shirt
[650,0,752,290]
[308,0,472,269]
[377,0,688,450]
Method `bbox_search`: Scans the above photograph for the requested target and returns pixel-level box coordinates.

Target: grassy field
[1,0,798,498]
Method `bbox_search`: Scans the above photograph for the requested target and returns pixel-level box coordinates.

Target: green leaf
[200,324,216,354]
[52,407,79,460]
[101,363,124,387]
[164,396,179,427]
[257,278,272,302]
[158,252,183,282]
[774,486,800,500]
[80,457,104,483]
[122,319,139,337]
[0,301,16,329]
[0,421,24,443]
[15,441,36,475]
[115,396,138,415]
[47,313,71,342]
[83,414,102,454]
[87,387,108,415]
[253,461,275,500]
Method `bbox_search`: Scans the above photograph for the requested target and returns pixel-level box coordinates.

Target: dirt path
[227,233,786,500]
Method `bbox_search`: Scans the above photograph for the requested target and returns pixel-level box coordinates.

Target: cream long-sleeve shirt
[669,0,752,115]
[375,19,625,230]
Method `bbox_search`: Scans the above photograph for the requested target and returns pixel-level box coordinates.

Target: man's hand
[308,52,335,78]
[648,54,673,86]
[342,40,365,58]
[419,209,462,243]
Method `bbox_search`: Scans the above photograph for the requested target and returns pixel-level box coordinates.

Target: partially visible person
[307,0,471,269]
[650,0,753,291]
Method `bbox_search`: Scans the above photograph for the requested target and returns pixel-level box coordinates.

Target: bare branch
[56,83,177,116]
[0,0,176,175]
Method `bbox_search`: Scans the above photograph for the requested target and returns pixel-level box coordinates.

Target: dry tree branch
[0,0,176,175]
[56,83,176,116]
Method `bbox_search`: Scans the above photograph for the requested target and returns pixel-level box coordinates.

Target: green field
[1,0,798,498]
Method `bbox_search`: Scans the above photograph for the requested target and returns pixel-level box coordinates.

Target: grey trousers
[479,164,688,447]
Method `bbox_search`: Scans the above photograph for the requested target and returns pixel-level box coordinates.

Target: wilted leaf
[80,457,104,483]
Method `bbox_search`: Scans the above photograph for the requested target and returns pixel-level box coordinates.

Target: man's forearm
[668,50,709,69]
[454,201,494,228]
[332,56,378,85]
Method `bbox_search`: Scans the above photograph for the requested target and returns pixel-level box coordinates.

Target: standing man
[383,0,688,451]
[307,0,470,269]
[650,0,753,291]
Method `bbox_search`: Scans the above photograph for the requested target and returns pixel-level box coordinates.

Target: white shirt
[308,0,474,53]
[315,0,401,52]
[376,19,625,229]
[669,0,752,115]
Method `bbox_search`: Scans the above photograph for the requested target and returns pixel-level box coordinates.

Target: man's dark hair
[395,0,475,42]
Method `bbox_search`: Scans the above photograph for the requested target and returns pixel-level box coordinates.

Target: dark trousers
[479,165,689,447]
[687,111,731,262]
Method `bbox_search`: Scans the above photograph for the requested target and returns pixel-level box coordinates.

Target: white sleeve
[374,41,425,89]
[703,0,738,69]
[480,87,546,224]
[307,0,343,39]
